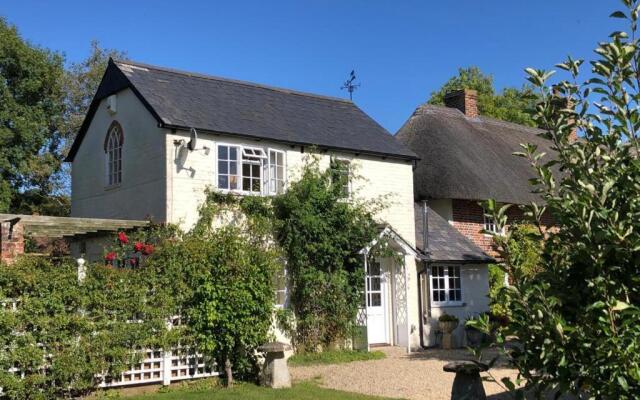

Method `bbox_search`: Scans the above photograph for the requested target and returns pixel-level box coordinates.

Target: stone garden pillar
[443,361,488,400]
[258,342,292,389]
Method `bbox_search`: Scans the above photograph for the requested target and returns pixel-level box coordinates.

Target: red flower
[129,257,139,267]
[105,252,117,262]
[118,231,129,244]
[142,244,154,256]
[134,241,144,252]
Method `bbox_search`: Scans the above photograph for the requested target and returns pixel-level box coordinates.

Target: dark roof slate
[414,203,494,263]
[396,104,556,205]
[66,59,417,161]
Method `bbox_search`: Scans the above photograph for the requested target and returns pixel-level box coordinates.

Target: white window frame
[241,146,266,194]
[267,149,286,195]
[216,143,287,196]
[274,265,288,309]
[105,125,122,187]
[430,264,463,307]
[331,157,351,199]
[216,143,241,191]
[483,211,504,235]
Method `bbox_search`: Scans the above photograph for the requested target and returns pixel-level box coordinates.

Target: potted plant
[438,313,459,333]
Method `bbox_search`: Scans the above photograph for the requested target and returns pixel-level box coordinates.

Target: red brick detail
[444,89,479,119]
[1,221,25,265]
[450,199,554,258]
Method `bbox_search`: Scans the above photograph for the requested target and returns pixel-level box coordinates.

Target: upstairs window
[104,122,123,187]
[268,149,285,194]
[242,147,266,193]
[483,211,500,234]
[330,158,351,198]
[217,144,240,190]
[431,265,462,306]
[216,144,285,195]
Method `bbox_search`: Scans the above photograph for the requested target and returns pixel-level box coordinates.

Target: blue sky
[2,0,620,132]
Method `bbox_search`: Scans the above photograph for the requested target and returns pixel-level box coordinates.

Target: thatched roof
[396,104,556,205]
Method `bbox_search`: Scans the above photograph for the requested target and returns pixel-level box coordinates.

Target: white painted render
[70,89,167,221]
[422,263,490,347]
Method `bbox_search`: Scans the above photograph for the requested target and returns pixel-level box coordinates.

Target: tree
[470,2,640,398]
[428,66,538,127]
[0,18,66,214]
[61,40,126,150]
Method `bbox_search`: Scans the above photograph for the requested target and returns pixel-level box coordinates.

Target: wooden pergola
[0,214,149,239]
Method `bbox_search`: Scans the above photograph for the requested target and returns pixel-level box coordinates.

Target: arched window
[104,122,123,186]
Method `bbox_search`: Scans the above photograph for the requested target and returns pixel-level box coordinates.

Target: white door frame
[365,257,389,345]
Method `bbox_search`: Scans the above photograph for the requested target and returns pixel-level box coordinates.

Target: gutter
[161,123,420,162]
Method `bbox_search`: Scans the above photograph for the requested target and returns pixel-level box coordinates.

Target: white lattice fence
[101,347,217,387]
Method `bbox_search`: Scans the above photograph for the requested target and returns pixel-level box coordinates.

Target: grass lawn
[126,381,396,400]
[288,350,386,366]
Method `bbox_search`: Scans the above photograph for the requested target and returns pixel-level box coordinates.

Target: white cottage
[66,59,493,352]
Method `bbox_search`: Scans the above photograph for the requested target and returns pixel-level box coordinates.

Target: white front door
[366,259,388,344]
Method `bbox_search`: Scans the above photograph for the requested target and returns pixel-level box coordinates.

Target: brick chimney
[444,89,479,118]
[1,219,24,265]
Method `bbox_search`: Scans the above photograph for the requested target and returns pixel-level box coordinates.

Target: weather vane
[341,70,360,100]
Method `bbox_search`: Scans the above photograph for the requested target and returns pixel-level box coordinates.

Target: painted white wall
[422,263,490,347]
[70,89,166,221]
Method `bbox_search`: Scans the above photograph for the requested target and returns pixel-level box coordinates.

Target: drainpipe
[419,200,432,349]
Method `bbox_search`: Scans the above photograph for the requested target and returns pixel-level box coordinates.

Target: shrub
[471,2,640,397]
[271,158,381,350]
[438,313,459,323]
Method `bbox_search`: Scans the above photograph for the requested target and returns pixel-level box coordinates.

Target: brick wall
[0,221,25,265]
[451,199,554,258]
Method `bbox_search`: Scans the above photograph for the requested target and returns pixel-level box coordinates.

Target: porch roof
[0,214,149,239]
[414,205,494,264]
[359,224,425,259]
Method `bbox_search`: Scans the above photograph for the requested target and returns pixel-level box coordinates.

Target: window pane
[230,161,237,175]
[229,147,237,159]
[218,175,229,189]
[229,175,238,189]
[218,161,228,174]
[371,277,380,291]
[371,293,381,307]
[243,178,251,191]
[218,145,228,159]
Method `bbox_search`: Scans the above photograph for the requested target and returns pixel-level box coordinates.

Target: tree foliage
[428,66,539,127]
[0,16,125,216]
[470,2,640,398]
[272,158,380,350]
[0,18,66,214]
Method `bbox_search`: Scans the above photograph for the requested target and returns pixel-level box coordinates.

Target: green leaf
[610,10,628,19]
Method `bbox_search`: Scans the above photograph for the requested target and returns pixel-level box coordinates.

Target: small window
[268,149,285,195]
[331,158,350,198]
[105,122,123,186]
[483,212,499,234]
[274,265,287,307]
[366,259,383,307]
[217,144,240,190]
[431,265,462,306]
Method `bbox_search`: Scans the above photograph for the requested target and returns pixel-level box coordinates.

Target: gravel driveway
[291,346,518,400]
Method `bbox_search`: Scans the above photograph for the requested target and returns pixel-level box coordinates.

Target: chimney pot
[444,89,479,118]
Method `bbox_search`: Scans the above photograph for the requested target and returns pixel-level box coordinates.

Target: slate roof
[396,104,556,205]
[414,203,494,263]
[66,59,417,162]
